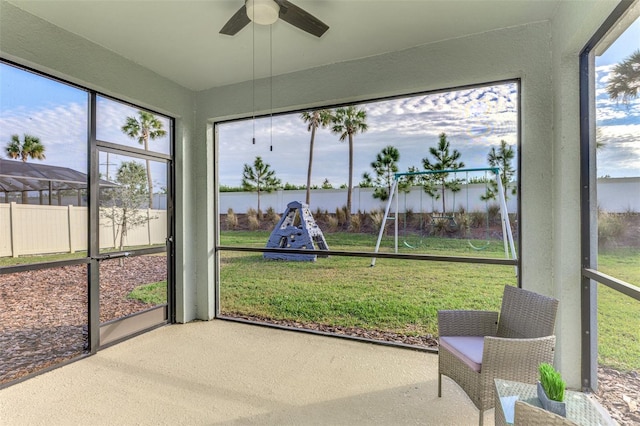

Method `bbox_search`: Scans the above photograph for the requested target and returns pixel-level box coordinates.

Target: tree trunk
[347,134,353,221]
[144,137,153,209]
[146,158,153,209]
[305,126,317,205]
[257,190,261,214]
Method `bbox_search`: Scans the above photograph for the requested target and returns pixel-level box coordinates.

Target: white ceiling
[8,0,563,91]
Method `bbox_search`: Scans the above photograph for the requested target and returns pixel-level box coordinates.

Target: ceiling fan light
[246,0,280,26]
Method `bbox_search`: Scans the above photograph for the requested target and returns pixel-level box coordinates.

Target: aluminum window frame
[0,59,176,385]
[579,0,640,391]
[214,79,523,341]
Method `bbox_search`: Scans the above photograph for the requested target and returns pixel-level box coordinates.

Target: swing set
[370,167,517,270]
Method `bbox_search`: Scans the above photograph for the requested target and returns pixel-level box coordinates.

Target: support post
[371,179,398,267]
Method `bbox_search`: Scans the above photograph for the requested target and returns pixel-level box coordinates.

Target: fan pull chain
[252,18,256,145]
[269,24,273,152]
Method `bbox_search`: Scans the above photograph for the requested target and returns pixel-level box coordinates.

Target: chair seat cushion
[440,336,484,372]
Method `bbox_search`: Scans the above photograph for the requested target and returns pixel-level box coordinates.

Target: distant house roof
[0,158,115,192]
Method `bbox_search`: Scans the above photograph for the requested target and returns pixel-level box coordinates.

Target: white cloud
[218,83,519,187]
[0,102,88,165]
[597,124,640,177]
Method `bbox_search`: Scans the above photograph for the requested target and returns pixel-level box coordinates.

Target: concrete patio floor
[0,320,490,425]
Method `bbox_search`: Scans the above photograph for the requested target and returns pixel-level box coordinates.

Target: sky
[218,83,519,188]
[0,67,170,189]
[594,17,640,177]
[0,17,638,189]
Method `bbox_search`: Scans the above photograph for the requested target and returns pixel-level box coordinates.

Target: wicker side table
[494,379,613,425]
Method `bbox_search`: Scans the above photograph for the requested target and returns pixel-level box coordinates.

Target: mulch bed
[1,260,638,425]
[0,256,165,384]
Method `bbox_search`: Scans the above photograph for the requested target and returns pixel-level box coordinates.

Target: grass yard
[597,248,640,371]
[220,231,515,335]
[220,231,640,372]
[0,251,88,267]
[0,231,636,371]
[127,280,167,305]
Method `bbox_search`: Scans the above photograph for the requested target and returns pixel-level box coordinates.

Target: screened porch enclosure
[0,2,639,425]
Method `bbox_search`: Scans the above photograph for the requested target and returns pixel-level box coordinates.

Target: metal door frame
[88,92,175,351]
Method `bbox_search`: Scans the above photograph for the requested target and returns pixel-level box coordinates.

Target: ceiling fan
[220,0,329,38]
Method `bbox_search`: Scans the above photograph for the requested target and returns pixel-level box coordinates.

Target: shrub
[487,203,501,223]
[335,207,347,225]
[456,213,469,236]
[468,210,486,229]
[265,207,280,224]
[247,208,257,219]
[226,208,238,230]
[539,363,565,402]
[431,219,449,237]
[247,215,260,231]
[349,214,362,233]
[405,208,414,224]
[327,216,339,232]
[369,210,385,231]
[598,212,625,248]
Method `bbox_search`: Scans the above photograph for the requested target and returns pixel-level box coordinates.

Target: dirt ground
[0,256,165,384]
[1,257,638,424]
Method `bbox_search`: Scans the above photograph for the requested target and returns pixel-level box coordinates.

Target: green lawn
[597,248,640,371]
[127,281,167,305]
[221,232,515,335]
[1,231,636,371]
[220,231,640,372]
[0,251,88,267]
[0,244,165,267]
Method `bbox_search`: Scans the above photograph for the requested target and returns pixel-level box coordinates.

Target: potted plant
[537,363,567,417]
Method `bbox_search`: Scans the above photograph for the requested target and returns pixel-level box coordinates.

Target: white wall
[219,178,639,214]
[220,185,518,215]
[549,0,621,388]
[218,178,640,215]
[598,178,640,212]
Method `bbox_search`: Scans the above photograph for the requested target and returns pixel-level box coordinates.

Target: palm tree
[121,111,166,208]
[482,140,517,202]
[606,49,640,103]
[6,134,46,204]
[422,132,465,214]
[6,134,46,162]
[331,106,368,219]
[300,109,333,205]
[241,156,281,213]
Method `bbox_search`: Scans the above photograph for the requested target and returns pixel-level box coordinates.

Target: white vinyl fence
[220,178,640,215]
[220,184,519,215]
[0,202,166,258]
[1,178,637,258]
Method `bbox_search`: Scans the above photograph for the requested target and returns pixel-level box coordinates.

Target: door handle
[91,252,131,261]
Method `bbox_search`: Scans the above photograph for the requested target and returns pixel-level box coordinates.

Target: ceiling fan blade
[276,0,329,37]
[220,4,251,36]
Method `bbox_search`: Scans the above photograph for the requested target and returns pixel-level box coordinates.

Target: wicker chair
[514,400,578,425]
[438,285,559,426]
